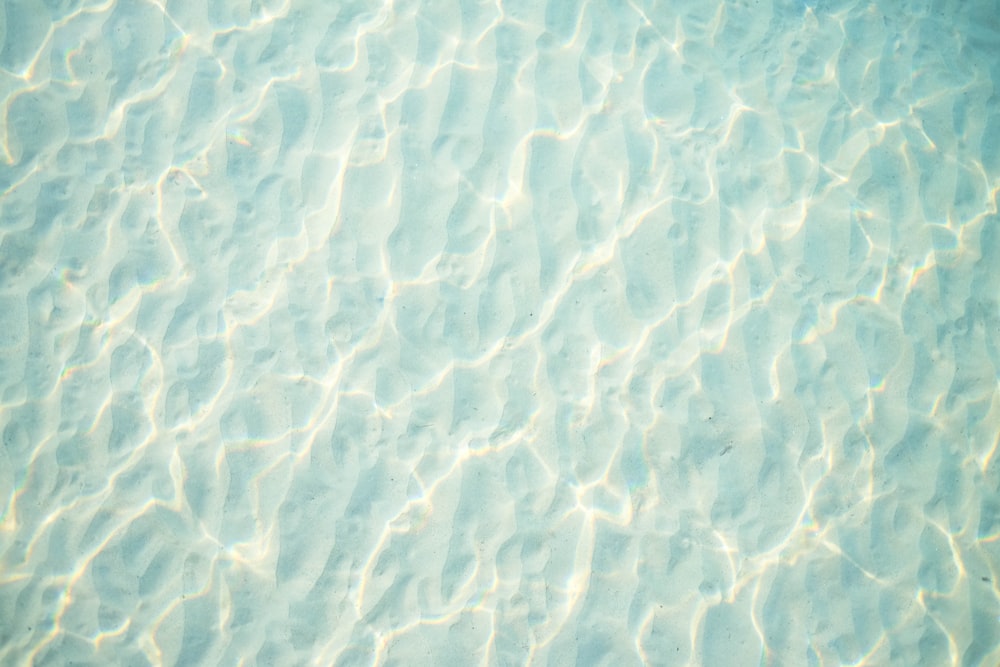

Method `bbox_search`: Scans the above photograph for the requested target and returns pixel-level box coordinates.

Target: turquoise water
[1,0,999,664]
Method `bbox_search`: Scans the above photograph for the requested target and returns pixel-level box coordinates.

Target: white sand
[1,0,999,665]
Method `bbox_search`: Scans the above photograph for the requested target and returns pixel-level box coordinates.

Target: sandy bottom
[1,0,1000,664]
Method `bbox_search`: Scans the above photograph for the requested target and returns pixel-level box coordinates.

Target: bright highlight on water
[1,0,999,665]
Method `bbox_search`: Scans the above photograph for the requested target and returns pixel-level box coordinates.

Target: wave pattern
[1,0,1000,664]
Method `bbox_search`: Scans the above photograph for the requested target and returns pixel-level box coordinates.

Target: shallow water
[1,0,1000,665]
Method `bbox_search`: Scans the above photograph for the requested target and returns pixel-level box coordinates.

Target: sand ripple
[1,0,1000,665]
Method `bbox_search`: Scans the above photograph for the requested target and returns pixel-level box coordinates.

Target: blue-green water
[1,0,999,665]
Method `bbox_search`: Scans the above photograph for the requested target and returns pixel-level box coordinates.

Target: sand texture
[1,0,1000,665]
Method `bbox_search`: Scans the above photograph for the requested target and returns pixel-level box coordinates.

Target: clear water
[1,0,999,665]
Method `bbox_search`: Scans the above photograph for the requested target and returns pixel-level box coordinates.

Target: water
[1,0,999,665]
